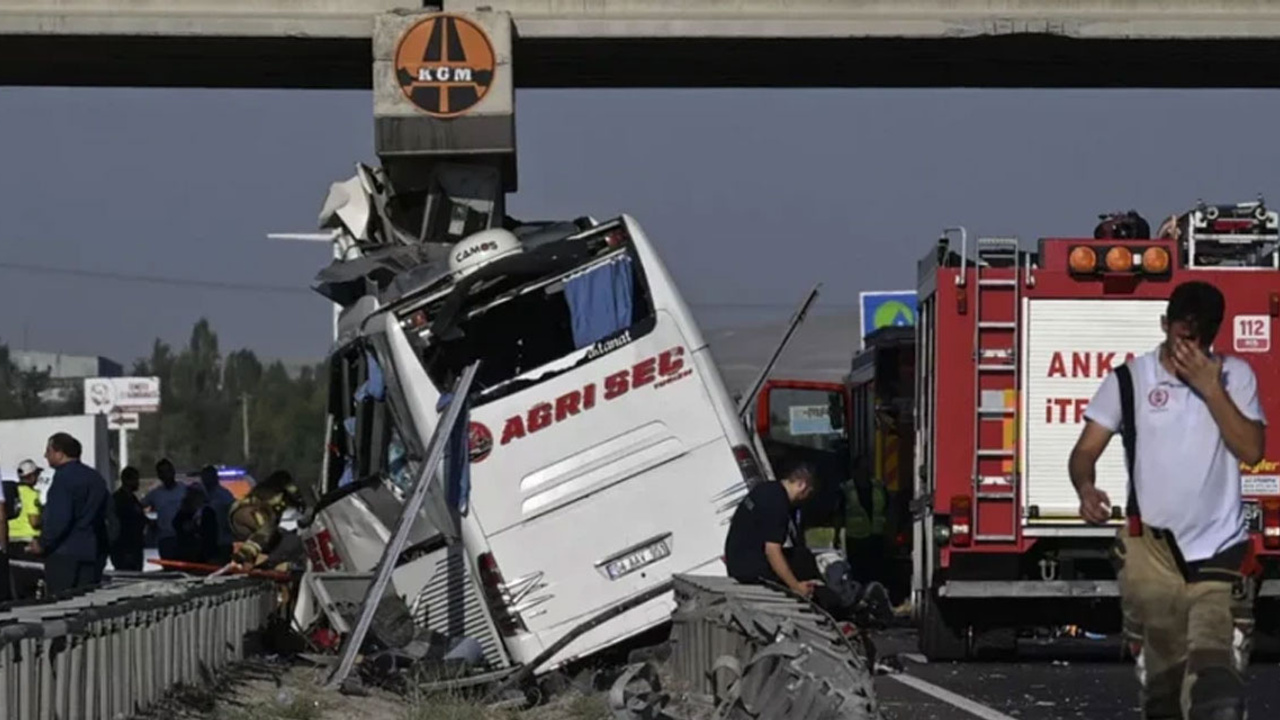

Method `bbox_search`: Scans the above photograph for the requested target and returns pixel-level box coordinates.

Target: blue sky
[2,87,1278,364]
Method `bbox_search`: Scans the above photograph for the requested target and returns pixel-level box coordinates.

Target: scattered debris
[874,656,905,675]
[663,575,881,720]
[607,662,672,720]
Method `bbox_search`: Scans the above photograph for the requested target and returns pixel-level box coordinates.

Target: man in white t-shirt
[1069,280,1266,720]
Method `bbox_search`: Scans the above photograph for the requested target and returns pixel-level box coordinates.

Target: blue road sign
[859,290,917,346]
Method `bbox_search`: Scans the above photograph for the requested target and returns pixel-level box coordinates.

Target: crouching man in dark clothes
[724,460,845,612]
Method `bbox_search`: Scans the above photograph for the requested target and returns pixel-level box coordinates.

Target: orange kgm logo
[395,14,496,118]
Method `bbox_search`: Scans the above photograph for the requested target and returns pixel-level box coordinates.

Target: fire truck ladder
[971,237,1021,543]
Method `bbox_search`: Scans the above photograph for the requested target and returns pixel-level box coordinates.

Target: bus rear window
[414,235,656,403]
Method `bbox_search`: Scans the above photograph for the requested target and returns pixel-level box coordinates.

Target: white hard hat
[448,228,524,280]
[17,459,41,477]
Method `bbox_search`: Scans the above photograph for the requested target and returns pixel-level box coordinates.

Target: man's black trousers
[44,555,104,597]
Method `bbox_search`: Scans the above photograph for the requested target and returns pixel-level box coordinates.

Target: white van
[301,215,763,670]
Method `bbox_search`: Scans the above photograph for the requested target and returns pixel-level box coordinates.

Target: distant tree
[0,342,21,419]
[0,343,56,419]
[2,323,327,484]
[127,320,326,483]
[44,380,83,417]
[224,349,264,400]
[13,367,52,417]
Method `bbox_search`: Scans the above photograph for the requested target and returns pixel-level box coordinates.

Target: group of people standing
[0,435,254,599]
[125,459,236,568]
[0,433,117,596]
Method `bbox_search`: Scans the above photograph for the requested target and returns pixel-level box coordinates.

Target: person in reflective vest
[844,474,888,586]
[230,470,305,568]
[8,460,43,555]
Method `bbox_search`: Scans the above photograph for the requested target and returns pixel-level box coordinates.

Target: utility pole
[241,392,251,461]
[118,424,129,475]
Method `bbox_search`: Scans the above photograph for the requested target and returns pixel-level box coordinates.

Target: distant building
[12,350,123,379]
[11,350,123,405]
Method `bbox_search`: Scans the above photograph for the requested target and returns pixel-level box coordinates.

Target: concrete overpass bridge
[4,1,1280,89]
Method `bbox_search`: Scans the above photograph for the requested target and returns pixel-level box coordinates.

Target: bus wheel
[919,594,968,661]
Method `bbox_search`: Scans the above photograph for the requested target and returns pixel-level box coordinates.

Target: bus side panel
[489,434,745,665]
[465,315,724,536]
[692,345,755,448]
[463,316,748,662]
[622,215,752,449]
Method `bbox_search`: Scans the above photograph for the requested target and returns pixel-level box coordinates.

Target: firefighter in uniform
[230,470,306,569]
[798,469,889,582]
[844,474,888,586]
[1070,281,1265,720]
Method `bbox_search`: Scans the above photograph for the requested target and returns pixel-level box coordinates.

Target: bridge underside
[4,34,1280,89]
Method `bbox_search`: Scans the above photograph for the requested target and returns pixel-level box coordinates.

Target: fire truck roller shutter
[1024,298,1168,518]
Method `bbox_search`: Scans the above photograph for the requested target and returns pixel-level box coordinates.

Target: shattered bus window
[406,227,657,403]
[323,343,420,498]
[385,428,415,495]
[322,348,362,493]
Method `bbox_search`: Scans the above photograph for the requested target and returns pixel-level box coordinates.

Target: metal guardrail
[669,575,881,720]
[0,576,277,720]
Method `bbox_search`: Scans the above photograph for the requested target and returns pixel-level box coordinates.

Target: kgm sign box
[373,11,515,182]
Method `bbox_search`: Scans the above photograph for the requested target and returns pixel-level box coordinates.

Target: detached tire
[919,594,968,661]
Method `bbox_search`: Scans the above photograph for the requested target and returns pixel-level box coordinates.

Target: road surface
[875,629,1280,719]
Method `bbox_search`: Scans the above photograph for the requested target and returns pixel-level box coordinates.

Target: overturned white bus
[296,170,764,671]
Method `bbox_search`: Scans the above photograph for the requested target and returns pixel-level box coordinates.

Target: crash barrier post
[0,576,277,720]
[667,575,881,720]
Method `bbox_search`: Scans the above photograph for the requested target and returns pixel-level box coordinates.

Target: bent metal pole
[324,360,480,691]
[735,283,821,422]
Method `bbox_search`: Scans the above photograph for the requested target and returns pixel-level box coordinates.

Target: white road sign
[789,405,835,436]
[107,411,141,431]
[84,377,161,415]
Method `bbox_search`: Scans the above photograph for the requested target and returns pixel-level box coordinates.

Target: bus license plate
[605,540,671,580]
[1245,500,1262,532]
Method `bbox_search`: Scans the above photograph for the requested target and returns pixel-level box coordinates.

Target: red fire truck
[846,327,916,599]
[913,200,1280,660]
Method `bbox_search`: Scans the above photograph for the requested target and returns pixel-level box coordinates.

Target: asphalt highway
[874,629,1280,719]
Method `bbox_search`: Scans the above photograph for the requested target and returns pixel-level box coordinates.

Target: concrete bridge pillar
[373,9,517,201]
